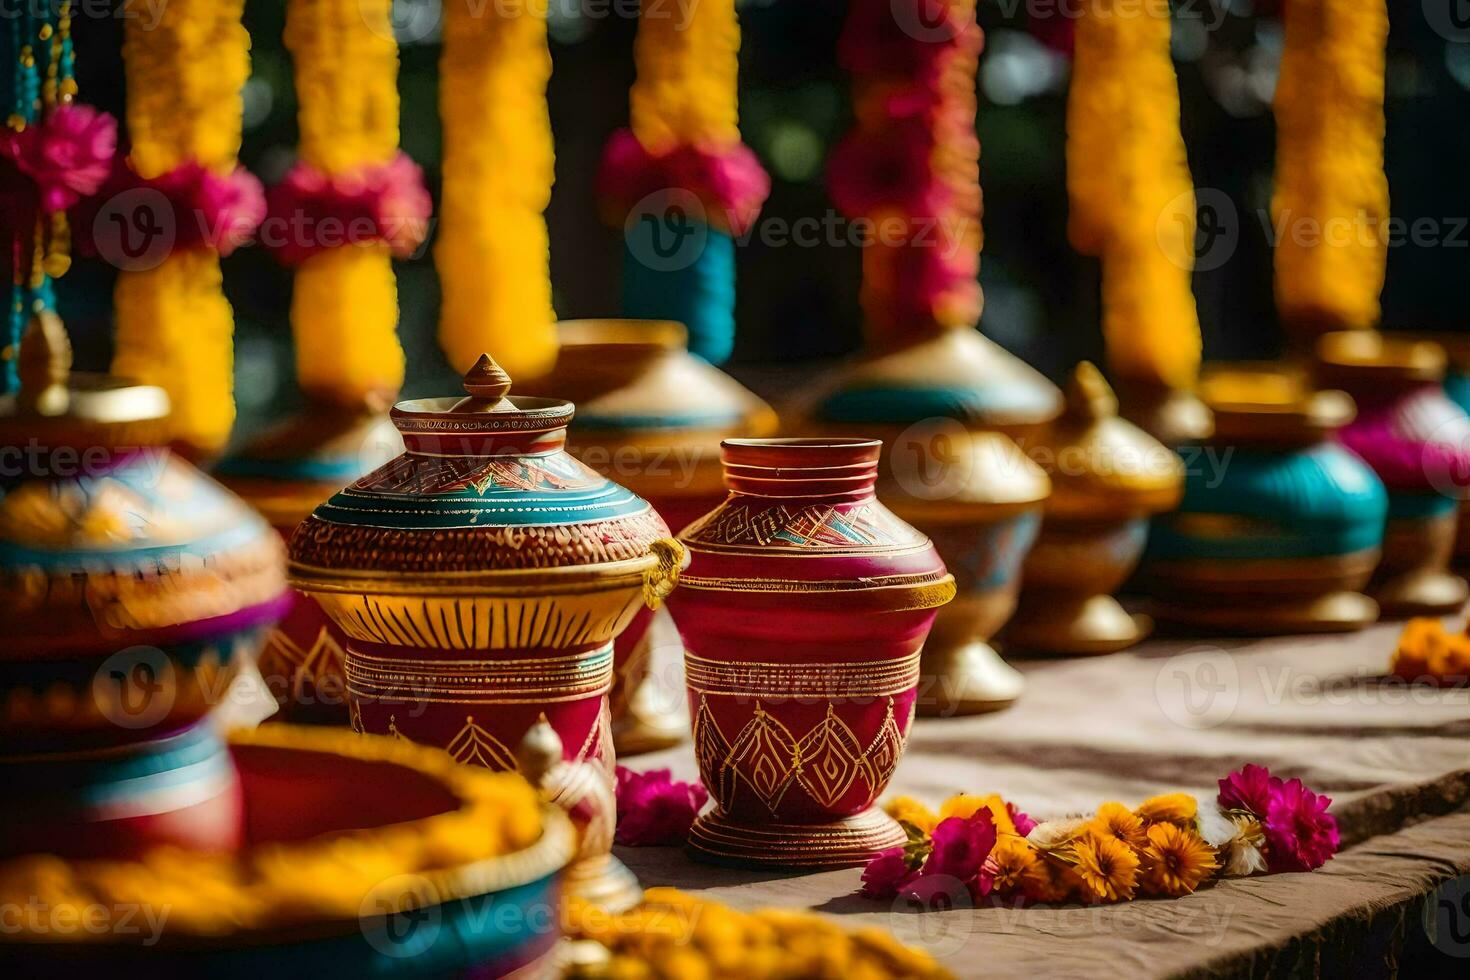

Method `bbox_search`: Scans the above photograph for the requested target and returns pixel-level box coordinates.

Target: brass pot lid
[1198,364,1356,446]
[806,328,1063,430]
[1027,363,1183,518]
[1315,330,1445,389]
[288,355,673,584]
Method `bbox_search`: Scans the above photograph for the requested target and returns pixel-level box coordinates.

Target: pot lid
[1199,365,1356,447]
[808,328,1063,429]
[1031,363,1182,517]
[289,355,673,579]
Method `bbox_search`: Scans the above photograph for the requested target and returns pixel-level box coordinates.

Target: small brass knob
[462,353,512,402]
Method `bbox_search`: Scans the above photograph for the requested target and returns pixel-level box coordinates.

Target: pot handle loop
[642,538,686,609]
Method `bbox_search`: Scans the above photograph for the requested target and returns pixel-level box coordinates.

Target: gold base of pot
[1372,570,1469,618]
[562,853,642,914]
[915,638,1024,716]
[1153,590,1379,635]
[611,687,688,757]
[610,606,688,757]
[1006,594,1152,656]
[686,807,905,870]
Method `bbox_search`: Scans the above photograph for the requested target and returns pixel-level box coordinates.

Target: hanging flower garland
[436,0,557,380]
[1391,618,1470,686]
[1,3,115,394]
[597,0,770,366]
[1066,0,1201,394]
[1272,0,1389,337]
[826,0,983,349]
[859,766,1339,904]
[108,0,259,456]
[269,0,428,412]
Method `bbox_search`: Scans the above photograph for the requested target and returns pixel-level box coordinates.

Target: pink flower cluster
[1,103,117,213]
[264,151,432,265]
[597,129,770,237]
[1218,764,1339,873]
[74,160,266,259]
[613,766,709,847]
[861,802,1036,902]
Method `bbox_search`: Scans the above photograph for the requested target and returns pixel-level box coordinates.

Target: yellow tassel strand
[435,0,556,380]
[284,0,405,409]
[113,1,249,456]
[1070,0,1201,390]
[1272,0,1389,335]
[629,0,742,152]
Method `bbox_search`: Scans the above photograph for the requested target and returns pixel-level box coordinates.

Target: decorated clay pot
[523,319,778,755]
[1402,333,1470,567]
[804,327,1057,715]
[1315,332,1470,617]
[288,355,684,912]
[1143,366,1388,632]
[1006,363,1183,655]
[218,407,402,724]
[0,725,577,979]
[667,438,955,868]
[0,718,242,860]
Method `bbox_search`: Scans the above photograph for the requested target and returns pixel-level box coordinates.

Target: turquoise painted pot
[1142,372,1388,633]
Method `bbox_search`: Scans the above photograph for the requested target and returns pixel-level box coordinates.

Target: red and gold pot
[667,438,954,868]
[522,319,777,756]
[287,355,684,911]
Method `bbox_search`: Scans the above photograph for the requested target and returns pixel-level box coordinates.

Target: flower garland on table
[1,3,115,394]
[612,765,708,846]
[1272,0,1388,337]
[436,0,556,380]
[860,766,1339,904]
[1065,0,1201,395]
[1391,618,1470,686]
[597,0,770,366]
[109,0,260,457]
[826,0,982,350]
[271,0,428,411]
[565,888,953,980]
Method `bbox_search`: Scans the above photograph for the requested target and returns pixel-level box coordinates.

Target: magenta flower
[596,128,770,235]
[1218,763,1277,817]
[264,151,431,265]
[612,766,708,846]
[837,0,974,78]
[1007,802,1037,837]
[2,103,117,212]
[826,115,949,220]
[908,809,996,897]
[861,846,919,899]
[1263,778,1339,872]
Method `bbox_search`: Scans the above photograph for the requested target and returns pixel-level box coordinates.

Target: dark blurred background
[62,1,1470,437]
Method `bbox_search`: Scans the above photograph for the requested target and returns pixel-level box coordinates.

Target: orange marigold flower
[980,835,1038,896]
[1070,831,1140,903]
[1140,822,1219,897]
[940,793,1015,835]
[1089,801,1148,850]
[1135,792,1197,826]
[885,796,939,835]
[1019,854,1077,905]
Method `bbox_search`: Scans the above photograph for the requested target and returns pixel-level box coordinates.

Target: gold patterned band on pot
[683,650,922,700]
[345,642,614,705]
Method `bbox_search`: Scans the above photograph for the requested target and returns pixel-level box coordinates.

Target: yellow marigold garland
[283,0,405,409]
[629,0,742,152]
[566,887,953,979]
[112,0,250,455]
[1272,0,1389,336]
[1067,0,1201,391]
[1391,617,1470,684]
[435,0,556,380]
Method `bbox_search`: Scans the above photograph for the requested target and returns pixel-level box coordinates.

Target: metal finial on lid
[1063,361,1118,424]
[462,354,512,402]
